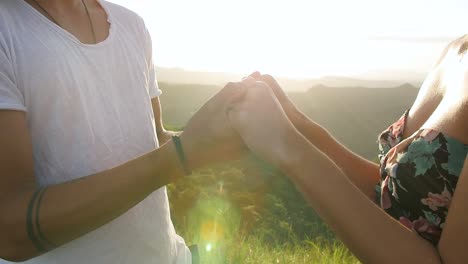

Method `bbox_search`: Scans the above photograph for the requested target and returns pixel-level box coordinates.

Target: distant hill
[156,67,421,92]
[292,83,418,159]
[159,82,419,160]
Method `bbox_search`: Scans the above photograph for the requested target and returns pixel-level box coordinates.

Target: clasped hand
[179,73,303,172]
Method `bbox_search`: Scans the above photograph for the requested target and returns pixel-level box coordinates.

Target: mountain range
[156,67,422,92]
[159,81,419,159]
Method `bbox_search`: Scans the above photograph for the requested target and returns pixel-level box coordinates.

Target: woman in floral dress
[227,34,468,263]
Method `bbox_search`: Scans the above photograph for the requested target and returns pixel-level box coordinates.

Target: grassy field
[182,234,359,264]
[167,163,361,263]
[161,82,419,263]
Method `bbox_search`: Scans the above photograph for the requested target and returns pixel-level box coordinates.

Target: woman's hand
[179,81,250,171]
[246,72,302,122]
[229,79,444,264]
[227,80,302,168]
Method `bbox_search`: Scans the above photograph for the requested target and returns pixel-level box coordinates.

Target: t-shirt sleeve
[143,24,162,99]
[0,46,26,112]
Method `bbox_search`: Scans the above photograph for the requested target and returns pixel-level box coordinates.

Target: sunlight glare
[108,0,467,79]
[205,243,213,252]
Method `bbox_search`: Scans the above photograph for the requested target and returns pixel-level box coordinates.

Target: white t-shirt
[0,1,190,263]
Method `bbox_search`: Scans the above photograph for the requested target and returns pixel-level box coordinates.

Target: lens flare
[200,220,224,241]
[205,243,213,252]
[186,196,241,242]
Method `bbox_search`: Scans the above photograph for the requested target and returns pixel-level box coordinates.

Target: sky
[108,0,468,80]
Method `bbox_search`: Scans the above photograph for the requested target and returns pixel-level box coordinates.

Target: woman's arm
[281,130,441,263]
[285,108,380,200]
[246,74,380,199]
[438,157,468,263]
[0,82,247,262]
[229,82,442,263]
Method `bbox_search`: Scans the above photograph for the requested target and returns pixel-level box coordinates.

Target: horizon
[108,0,467,81]
[154,66,422,91]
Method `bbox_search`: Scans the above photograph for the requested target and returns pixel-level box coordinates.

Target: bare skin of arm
[438,157,468,263]
[228,82,446,263]
[0,83,247,262]
[0,110,184,261]
[233,38,468,261]
[237,36,468,263]
[152,97,180,145]
[245,36,468,201]
[152,96,166,136]
[2,0,246,262]
[245,74,380,199]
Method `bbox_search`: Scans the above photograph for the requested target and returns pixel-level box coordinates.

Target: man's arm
[152,96,179,145]
[0,110,185,262]
[0,82,247,262]
[152,96,165,136]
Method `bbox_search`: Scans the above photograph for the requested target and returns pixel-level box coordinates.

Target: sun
[108,0,463,80]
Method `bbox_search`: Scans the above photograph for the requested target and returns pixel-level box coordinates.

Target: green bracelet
[172,135,191,175]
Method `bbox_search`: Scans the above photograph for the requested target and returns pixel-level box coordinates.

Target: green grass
[168,162,362,263]
[229,239,359,264]
[184,234,359,264]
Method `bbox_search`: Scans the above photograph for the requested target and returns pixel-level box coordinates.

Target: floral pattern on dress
[375,110,468,245]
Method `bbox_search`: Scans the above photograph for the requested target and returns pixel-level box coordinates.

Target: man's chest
[10,29,149,108]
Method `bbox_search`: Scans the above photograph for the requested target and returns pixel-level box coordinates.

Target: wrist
[130,140,184,191]
[171,135,192,176]
[177,132,199,173]
[152,139,186,184]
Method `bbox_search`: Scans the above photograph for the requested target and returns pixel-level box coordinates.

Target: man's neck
[30,0,95,12]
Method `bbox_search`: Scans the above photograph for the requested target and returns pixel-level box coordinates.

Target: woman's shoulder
[433,34,468,69]
[452,34,468,56]
[443,35,468,93]
[432,35,468,96]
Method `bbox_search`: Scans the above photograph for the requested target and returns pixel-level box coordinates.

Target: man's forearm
[0,141,185,262]
[289,110,380,199]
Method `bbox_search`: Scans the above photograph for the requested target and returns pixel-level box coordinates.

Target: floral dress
[375,110,468,245]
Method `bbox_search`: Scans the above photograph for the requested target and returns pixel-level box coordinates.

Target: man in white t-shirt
[0,0,247,263]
